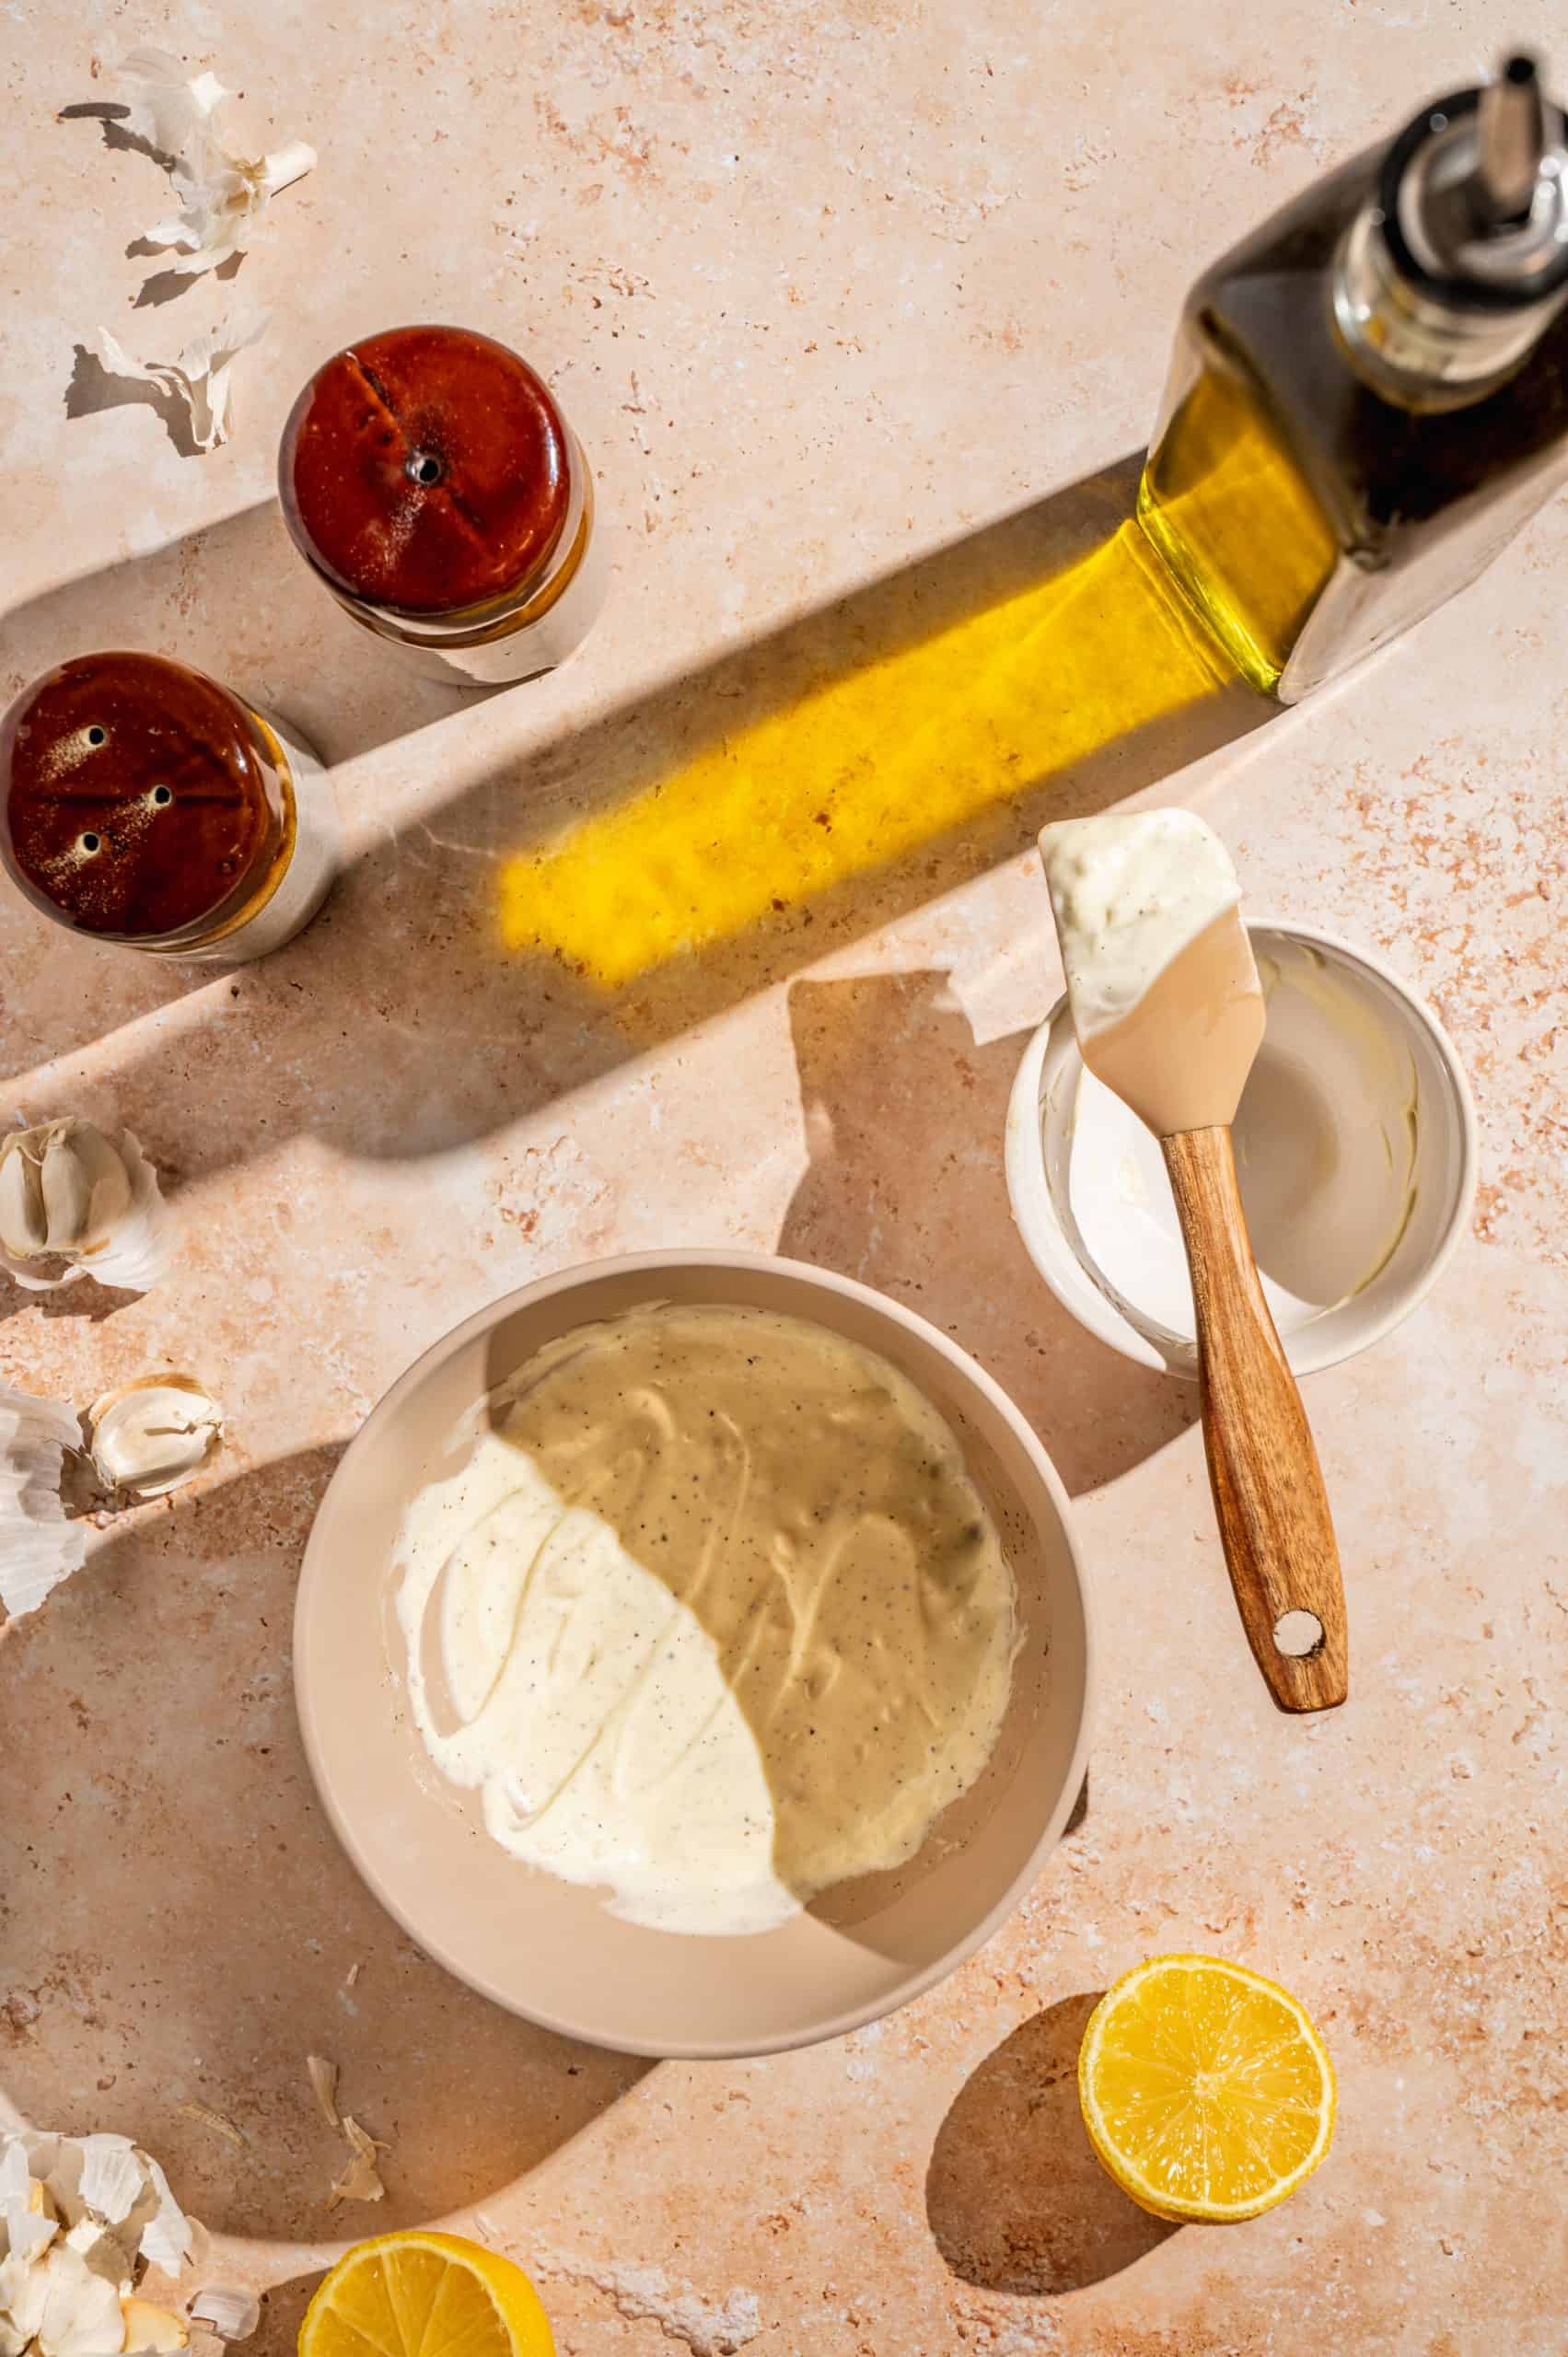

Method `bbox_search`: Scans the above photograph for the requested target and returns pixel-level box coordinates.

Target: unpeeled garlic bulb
[0,1120,168,1295]
[87,1379,223,1500]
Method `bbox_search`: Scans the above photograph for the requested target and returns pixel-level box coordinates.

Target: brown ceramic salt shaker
[279,324,605,686]
[0,651,337,964]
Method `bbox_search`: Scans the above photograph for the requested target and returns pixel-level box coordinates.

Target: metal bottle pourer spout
[1335,49,1568,405]
[1476,52,1550,225]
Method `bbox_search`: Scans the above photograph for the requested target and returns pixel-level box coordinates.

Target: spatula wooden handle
[1162,1126,1348,1713]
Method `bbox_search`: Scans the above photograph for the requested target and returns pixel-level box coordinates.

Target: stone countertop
[2,2,1564,2351]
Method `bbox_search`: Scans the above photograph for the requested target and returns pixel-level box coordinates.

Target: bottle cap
[1381,53,1568,310]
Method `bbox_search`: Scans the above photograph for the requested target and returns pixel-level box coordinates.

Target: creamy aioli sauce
[1041,809,1263,1135]
[1052,931,1423,1354]
[1040,809,1242,1037]
[395,1305,1017,1936]
[1239,939,1419,1304]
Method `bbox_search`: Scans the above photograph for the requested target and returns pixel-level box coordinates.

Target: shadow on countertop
[0,1446,649,2241]
[1,499,470,772]
[926,1991,1179,2297]
[777,971,1195,1496]
[250,2268,327,2357]
[4,455,1274,1179]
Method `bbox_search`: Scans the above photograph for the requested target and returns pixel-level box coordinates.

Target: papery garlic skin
[87,1380,224,1501]
[0,2133,198,2357]
[88,319,270,459]
[187,2290,257,2343]
[0,1387,87,1620]
[118,49,316,278]
[0,1123,168,1295]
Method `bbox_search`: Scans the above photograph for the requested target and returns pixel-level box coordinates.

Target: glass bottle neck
[1333,207,1568,412]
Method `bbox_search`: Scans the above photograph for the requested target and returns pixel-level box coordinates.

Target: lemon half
[1078,1953,1336,2223]
[298,2231,554,2357]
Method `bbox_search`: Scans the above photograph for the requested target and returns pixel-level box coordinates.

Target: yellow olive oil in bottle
[1139,53,1568,702]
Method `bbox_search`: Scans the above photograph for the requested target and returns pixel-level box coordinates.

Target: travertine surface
[2,3,1564,2351]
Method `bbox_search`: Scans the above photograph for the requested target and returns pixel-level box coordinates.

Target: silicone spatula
[1041,814,1348,1713]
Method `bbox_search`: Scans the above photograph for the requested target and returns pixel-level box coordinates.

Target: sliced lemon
[298,2231,554,2357]
[1077,1953,1336,2223]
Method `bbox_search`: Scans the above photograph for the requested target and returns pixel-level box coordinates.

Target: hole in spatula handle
[1273,1609,1325,1658]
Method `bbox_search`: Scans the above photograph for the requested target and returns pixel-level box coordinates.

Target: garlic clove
[188,2289,257,2342]
[0,1387,88,1621]
[80,1132,168,1295]
[122,2298,188,2352]
[39,1122,133,1257]
[87,1380,223,1502]
[0,1121,168,1295]
[0,1144,45,1260]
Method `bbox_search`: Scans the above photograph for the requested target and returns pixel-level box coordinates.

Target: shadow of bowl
[926,1991,1179,2296]
[0,1446,648,2239]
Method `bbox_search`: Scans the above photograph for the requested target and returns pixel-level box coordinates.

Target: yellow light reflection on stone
[500,520,1230,986]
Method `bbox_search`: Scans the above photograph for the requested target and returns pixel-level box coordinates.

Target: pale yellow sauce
[395,1304,1017,1935]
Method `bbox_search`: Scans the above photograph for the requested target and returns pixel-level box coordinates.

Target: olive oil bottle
[1139,54,1568,702]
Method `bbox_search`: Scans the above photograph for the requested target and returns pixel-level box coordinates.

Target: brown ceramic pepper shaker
[0,651,337,964]
[279,323,605,687]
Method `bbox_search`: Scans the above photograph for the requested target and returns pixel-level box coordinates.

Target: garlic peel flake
[0,1387,88,1621]
[305,2057,339,2131]
[118,49,316,277]
[325,2119,387,2211]
[132,2161,191,2282]
[187,2289,257,2342]
[89,317,270,457]
[74,2143,144,2235]
[0,1123,168,1296]
[87,1379,224,1501]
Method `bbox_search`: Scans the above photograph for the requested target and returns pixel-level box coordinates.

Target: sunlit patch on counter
[497,522,1231,984]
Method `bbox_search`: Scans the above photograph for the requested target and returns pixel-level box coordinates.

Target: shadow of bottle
[926,1991,1179,2297]
[777,970,1195,1497]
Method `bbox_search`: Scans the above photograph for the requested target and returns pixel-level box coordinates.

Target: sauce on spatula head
[1040,811,1265,1136]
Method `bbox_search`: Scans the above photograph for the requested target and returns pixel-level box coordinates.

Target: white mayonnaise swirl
[1040,809,1241,1037]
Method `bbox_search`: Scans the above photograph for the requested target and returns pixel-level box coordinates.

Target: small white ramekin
[1005,921,1478,1380]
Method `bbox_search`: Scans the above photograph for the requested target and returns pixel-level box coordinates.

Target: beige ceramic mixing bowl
[294,1251,1093,2059]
